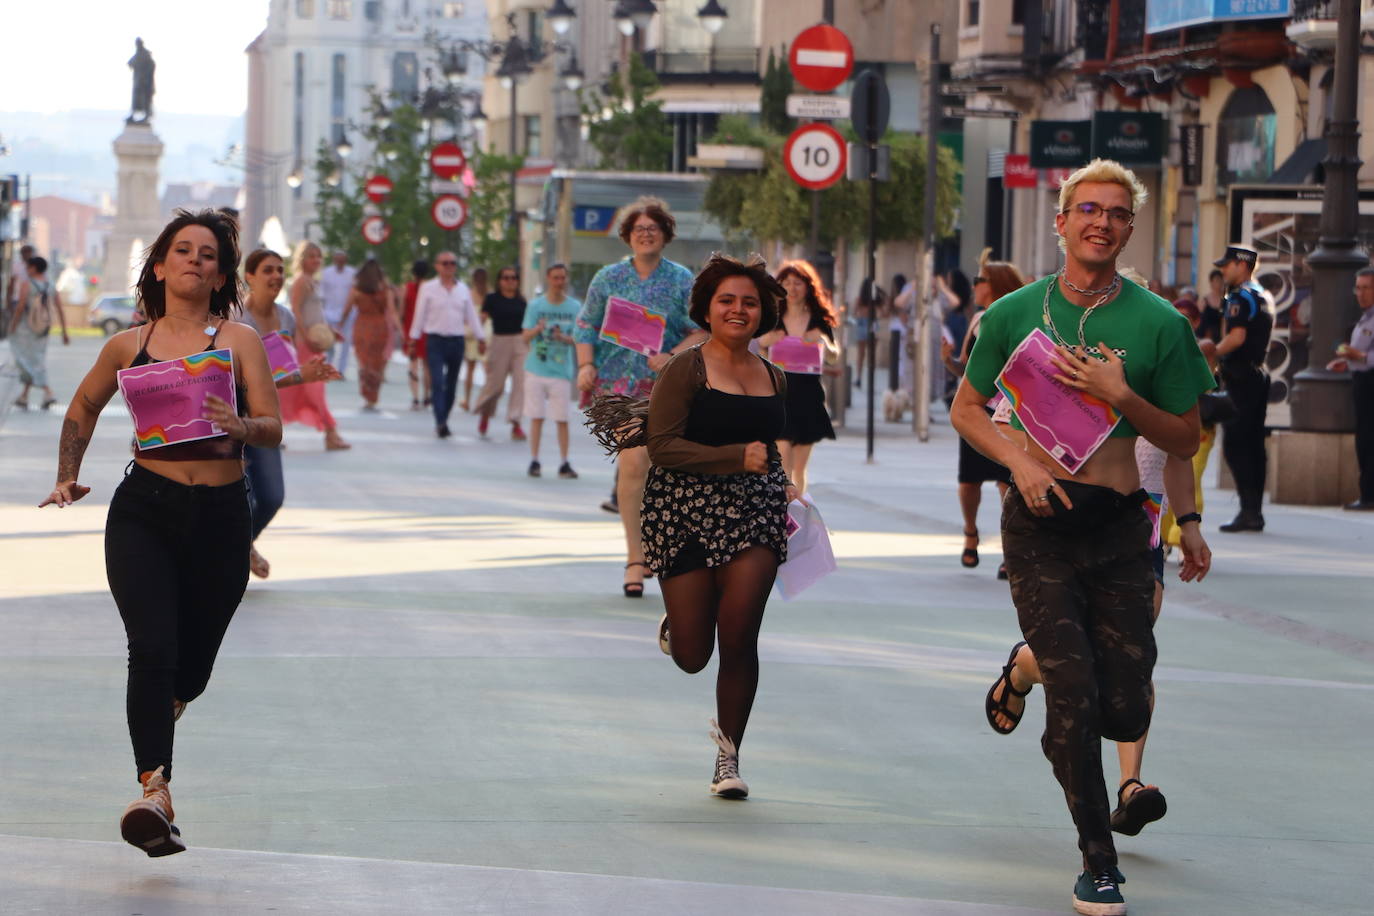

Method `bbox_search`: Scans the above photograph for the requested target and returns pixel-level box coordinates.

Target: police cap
[1214,244,1258,268]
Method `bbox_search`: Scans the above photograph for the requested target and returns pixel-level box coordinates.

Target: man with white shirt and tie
[409,251,486,438]
[320,251,357,376]
[1326,266,1374,510]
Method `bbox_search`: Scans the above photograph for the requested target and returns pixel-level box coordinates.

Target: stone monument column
[101,39,163,295]
[101,123,164,295]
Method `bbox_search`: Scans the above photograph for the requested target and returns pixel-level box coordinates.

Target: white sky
[1,2,270,116]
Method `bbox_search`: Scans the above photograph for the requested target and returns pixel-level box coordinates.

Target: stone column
[101,122,164,295]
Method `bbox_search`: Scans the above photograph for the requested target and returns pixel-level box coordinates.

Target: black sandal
[961,528,980,568]
[1110,778,1167,836]
[623,561,650,598]
[984,640,1031,734]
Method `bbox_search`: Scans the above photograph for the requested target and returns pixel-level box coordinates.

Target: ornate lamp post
[1290,0,1369,435]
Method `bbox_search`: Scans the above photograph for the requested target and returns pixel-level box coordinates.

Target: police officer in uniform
[1214,244,1274,531]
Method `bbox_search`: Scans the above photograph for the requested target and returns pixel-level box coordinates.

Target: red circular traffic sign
[365,174,393,203]
[361,215,390,245]
[429,143,466,181]
[788,24,854,93]
[783,124,847,190]
[431,195,468,231]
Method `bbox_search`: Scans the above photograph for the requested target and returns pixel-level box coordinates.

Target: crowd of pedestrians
[19,157,1374,916]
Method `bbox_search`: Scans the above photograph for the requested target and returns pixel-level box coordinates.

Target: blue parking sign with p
[574,205,619,237]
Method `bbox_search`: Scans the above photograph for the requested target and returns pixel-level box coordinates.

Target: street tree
[579,53,672,171]
[465,148,523,274]
[759,47,794,135]
[701,117,962,249]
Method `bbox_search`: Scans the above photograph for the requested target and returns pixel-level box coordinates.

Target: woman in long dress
[8,255,70,409]
[342,260,403,410]
[278,241,349,450]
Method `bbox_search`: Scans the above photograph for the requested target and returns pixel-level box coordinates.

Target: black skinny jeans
[1001,485,1156,875]
[105,463,251,782]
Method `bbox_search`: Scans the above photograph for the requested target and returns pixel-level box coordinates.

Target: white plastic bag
[776,500,836,600]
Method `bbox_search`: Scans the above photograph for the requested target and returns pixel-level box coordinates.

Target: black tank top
[128,319,247,462]
[684,364,786,448]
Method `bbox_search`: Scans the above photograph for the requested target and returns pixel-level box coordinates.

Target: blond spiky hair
[1118,266,1150,288]
[1057,158,1148,214]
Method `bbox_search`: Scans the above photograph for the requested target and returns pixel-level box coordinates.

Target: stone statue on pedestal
[127,38,155,124]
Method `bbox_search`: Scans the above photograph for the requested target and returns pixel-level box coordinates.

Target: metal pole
[865,72,879,463]
[914,22,940,441]
[1290,0,1366,433]
[822,0,834,24]
[509,79,520,271]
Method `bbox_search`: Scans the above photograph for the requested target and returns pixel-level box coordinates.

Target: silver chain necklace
[1042,269,1120,350]
[1061,272,1118,296]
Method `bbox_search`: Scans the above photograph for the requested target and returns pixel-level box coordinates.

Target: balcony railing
[1292,0,1338,20]
[643,48,760,79]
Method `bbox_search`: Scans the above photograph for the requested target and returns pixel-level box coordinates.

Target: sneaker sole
[121,805,186,857]
[1072,896,1126,916]
[710,779,749,800]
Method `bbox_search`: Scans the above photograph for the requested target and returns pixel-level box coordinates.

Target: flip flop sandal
[984,640,1031,735]
[961,528,980,568]
[1111,778,1167,836]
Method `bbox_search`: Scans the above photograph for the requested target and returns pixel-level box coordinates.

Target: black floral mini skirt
[641,462,790,579]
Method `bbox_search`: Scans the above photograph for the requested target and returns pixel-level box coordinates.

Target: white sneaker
[708,719,748,799]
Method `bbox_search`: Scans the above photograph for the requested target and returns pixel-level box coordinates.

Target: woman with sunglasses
[473,266,528,440]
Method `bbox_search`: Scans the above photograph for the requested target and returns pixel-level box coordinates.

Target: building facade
[243,0,488,248]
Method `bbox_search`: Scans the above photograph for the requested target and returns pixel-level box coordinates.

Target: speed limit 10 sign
[783,123,847,190]
[431,195,467,231]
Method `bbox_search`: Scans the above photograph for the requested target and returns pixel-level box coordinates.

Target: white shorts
[523,372,573,422]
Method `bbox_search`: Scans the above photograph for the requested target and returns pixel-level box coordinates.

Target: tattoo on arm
[57,419,89,483]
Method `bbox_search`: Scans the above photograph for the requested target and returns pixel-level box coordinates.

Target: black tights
[659,545,779,748]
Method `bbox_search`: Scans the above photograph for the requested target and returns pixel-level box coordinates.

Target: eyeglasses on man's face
[631,223,662,237]
[1065,201,1135,228]
[437,259,457,266]
[499,273,518,281]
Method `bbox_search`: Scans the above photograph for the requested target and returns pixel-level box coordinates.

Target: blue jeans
[426,333,464,428]
[244,444,285,542]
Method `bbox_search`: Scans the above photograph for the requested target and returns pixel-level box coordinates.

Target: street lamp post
[1290,0,1369,434]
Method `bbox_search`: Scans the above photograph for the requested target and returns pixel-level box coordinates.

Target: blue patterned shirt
[574,256,696,397]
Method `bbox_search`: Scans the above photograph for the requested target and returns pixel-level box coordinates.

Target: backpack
[25,281,52,335]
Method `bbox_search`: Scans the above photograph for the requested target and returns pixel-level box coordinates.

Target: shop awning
[1268,138,1326,184]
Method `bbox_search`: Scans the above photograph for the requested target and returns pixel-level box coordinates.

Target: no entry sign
[783,123,846,191]
[431,195,467,231]
[429,142,466,181]
[361,215,390,245]
[365,174,393,203]
[788,24,853,94]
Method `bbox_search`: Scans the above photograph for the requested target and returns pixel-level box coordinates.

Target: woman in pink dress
[279,241,350,450]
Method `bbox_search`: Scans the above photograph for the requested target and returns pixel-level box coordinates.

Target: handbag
[304,322,335,353]
[1198,390,1237,426]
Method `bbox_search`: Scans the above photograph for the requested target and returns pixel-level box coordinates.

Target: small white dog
[882,387,911,422]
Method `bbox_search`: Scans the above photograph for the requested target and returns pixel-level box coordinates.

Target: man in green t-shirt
[952,158,1215,916]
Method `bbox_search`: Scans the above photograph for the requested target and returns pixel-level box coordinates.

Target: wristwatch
[1175,512,1201,526]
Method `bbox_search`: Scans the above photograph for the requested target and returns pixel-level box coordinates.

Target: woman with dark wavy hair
[588,253,799,800]
[40,209,281,857]
[759,259,838,497]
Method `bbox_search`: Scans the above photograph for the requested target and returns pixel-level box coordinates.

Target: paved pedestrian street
[1,338,1370,914]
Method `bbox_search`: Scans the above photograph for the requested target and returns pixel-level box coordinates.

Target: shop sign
[1180,124,1204,186]
[1029,120,1091,169]
[1091,111,1166,165]
[1004,154,1039,188]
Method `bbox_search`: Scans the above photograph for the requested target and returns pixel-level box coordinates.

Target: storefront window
[1215,87,1276,192]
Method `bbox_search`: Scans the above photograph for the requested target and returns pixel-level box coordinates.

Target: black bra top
[684,358,786,448]
[128,318,247,462]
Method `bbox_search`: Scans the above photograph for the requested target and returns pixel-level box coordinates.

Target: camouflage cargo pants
[1001,485,1156,874]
